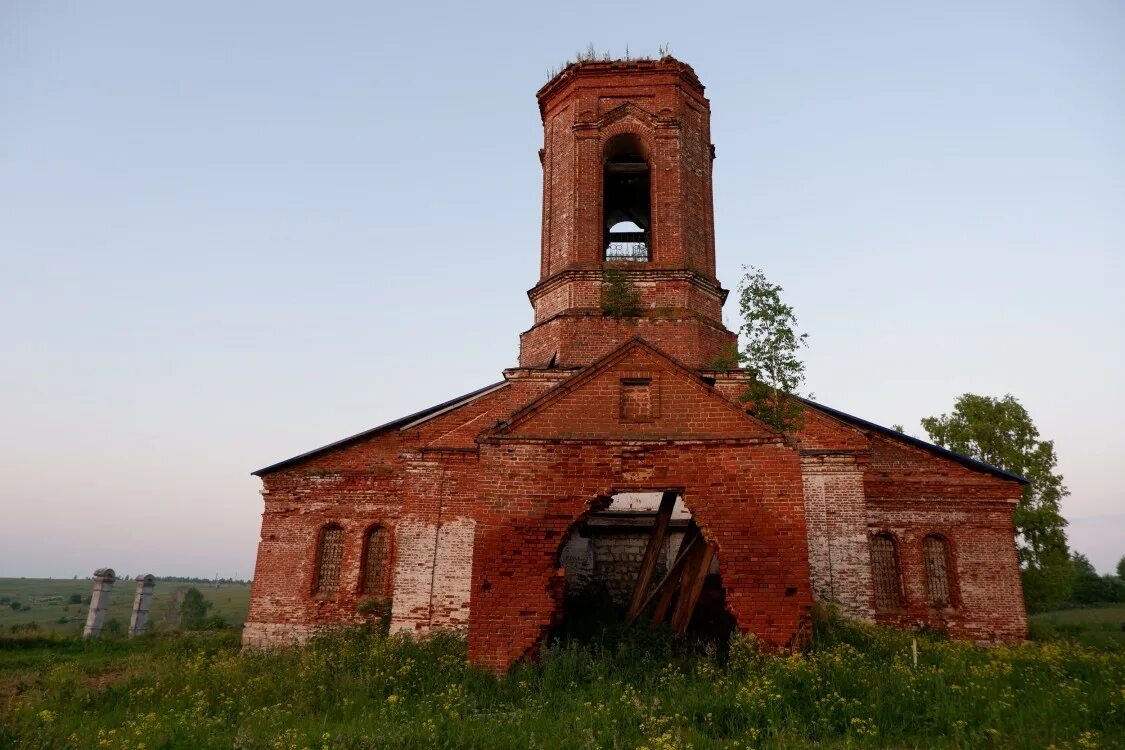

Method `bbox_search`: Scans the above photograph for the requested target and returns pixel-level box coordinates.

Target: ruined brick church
[245,58,1028,671]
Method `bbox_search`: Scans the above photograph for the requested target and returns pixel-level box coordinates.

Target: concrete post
[82,568,116,639]
[128,574,156,638]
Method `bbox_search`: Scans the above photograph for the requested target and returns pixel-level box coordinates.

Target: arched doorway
[551,490,736,646]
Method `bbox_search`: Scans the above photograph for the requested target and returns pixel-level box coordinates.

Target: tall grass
[2,610,1122,749]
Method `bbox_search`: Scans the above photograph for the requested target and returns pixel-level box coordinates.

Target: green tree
[1117,554,1125,581]
[735,266,809,433]
[1070,553,1125,605]
[921,394,1070,608]
[1021,548,1073,612]
[179,587,213,630]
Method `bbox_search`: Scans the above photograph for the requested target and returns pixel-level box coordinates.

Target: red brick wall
[245,356,1028,663]
[863,433,1026,640]
[468,438,812,671]
[801,454,874,619]
[504,343,776,440]
[528,270,726,324]
[245,382,551,641]
[520,314,736,369]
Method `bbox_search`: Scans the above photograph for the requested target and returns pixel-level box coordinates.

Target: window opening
[603,135,651,262]
[923,535,952,607]
[871,533,902,611]
[314,524,345,596]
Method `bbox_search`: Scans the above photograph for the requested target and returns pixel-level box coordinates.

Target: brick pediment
[596,101,658,129]
[486,338,781,442]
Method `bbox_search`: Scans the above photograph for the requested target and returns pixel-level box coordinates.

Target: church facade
[244,58,1028,672]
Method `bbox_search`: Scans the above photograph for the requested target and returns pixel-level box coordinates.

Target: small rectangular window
[620,378,653,422]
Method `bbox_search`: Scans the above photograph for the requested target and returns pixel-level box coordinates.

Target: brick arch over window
[923,534,954,608]
[870,532,902,612]
[361,525,392,597]
[587,116,660,265]
[313,523,344,596]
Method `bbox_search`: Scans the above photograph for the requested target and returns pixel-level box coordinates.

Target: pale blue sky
[1,1,1122,578]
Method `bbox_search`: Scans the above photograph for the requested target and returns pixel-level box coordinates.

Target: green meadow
[0,578,251,636]
[2,604,1122,749]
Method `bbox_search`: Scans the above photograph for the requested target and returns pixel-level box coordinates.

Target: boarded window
[923,535,953,607]
[620,378,653,422]
[871,533,902,611]
[361,526,391,596]
[314,524,344,596]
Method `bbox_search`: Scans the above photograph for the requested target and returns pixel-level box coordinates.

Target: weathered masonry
[245,58,1028,672]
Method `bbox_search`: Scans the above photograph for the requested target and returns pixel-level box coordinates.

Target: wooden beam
[651,537,695,624]
[670,538,715,634]
[605,162,650,173]
[628,522,700,625]
[626,491,678,620]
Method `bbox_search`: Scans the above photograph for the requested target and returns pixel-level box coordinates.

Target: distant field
[0,577,251,634]
[1029,603,1125,650]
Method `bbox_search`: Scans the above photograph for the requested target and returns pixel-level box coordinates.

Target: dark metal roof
[796,396,1029,485]
[252,381,507,477]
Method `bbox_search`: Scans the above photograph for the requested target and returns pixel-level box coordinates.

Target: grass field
[1029,603,1125,650]
[0,578,251,635]
[2,607,1122,749]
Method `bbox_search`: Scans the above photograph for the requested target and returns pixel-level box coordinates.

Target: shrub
[201,614,228,630]
[356,598,393,635]
[179,587,213,630]
[599,268,641,317]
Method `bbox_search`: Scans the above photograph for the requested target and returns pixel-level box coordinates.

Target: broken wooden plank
[670,538,715,634]
[626,490,678,620]
[629,521,700,625]
[651,540,692,623]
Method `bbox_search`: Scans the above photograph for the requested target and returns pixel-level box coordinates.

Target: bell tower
[518,57,737,369]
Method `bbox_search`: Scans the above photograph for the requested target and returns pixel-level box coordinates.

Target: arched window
[313,524,344,596]
[603,134,651,262]
[923,535,953,607]
[870,533,902,611]
[361,526,391,596]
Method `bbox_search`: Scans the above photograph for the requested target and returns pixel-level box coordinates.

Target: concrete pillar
[83,568,116,639]
[128,574,156,638]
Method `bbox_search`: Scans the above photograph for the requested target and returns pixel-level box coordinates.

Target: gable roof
[252,381,507,476]
[796,396,1029,485]
[490,337,783,440]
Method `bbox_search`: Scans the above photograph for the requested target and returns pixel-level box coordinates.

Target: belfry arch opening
[552,491,735,645]
[603,134,651,262]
